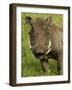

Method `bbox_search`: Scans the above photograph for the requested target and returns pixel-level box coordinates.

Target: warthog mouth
[33,52,44,57]
[33,48,51,60]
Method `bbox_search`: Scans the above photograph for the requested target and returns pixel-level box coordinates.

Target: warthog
[25,16,63,75]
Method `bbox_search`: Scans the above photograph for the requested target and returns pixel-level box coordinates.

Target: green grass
[21,13,63,77]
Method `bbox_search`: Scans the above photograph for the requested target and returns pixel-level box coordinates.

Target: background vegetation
[21,13,63,77]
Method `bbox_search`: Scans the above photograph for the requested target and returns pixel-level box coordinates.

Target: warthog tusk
[29,40,32,48]
[46,48,51,55]
[46,40,51,55]
[48,40,51,49]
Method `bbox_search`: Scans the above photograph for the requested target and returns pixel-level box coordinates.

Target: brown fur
[25,16,63,75]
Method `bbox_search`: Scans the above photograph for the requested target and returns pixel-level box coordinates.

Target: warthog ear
[45,16,52,25]
[25,16,32,25]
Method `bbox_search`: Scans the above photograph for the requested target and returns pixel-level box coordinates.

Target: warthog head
[25,16,52,60]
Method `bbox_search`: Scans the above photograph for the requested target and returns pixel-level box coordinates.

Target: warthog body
[25,16,63,75]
